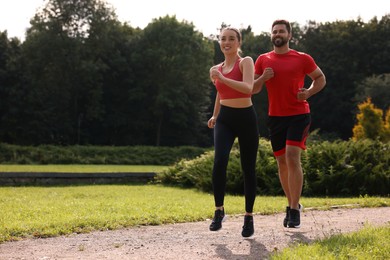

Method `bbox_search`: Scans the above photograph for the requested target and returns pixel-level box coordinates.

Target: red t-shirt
[254,50,318,116]
[215,58,251,100]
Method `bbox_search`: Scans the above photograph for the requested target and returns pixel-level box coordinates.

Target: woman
[208,27,259,237]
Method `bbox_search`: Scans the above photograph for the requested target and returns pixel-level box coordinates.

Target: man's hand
[297,88,310,101]
[262,67,274,81]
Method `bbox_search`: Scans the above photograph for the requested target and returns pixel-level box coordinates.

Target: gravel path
[1,207,389,259]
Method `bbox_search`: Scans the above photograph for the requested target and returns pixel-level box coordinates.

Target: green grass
[0,164,168,173]
[0,164,389,257]
[270,225,390,259]
[0,184,388,244]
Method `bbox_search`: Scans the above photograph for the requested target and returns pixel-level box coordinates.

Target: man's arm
[253,67,274,94]
[297,67,326,100]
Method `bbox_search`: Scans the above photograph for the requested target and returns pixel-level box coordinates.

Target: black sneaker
[241,215,254,237]
[284,204,303,227]
[283,206,290,227]
[209,209,225,231]
[287,208,301,228]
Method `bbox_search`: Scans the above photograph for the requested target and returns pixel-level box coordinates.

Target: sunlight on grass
[270,225,390,259]
[0,184,388,243]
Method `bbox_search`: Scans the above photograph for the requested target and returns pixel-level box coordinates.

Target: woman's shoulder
[210,63,223,71]
[240,56,254,62]
[239,56,254,65]
[238,56,254,73]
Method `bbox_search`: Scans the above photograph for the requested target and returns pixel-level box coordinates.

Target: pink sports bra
[215,58,251,100]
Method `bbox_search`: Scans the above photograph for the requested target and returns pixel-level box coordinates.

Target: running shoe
[241,215,254,237]
[209,209,225,231]
[287,208,301,228]
[284,204,303,227]
[283,206,290,227]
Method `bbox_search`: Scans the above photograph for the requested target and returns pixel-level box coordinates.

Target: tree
[17,0,117,144]
[3,12,390,146]
[131,16,214,146]
[85,20,142,145]
[0,31,25,143]
[0,32,12,140]
[301,15,390,139]
[352,98,388,142]
[355,73,390,112]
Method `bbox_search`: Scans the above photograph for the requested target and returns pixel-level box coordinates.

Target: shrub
[352,98,389,142]
[301,139,389,196]
[156,138,390,196]
[155,139,281,195]
[0,143,209,165]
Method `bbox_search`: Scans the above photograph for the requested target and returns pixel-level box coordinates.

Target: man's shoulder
[257,51,274,62]
[289,49,312,58]
[259,51,273,57]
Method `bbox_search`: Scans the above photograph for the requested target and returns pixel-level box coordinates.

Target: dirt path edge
[1,207,389,260]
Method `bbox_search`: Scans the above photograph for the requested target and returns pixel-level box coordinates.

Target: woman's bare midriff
[220,98,253,108]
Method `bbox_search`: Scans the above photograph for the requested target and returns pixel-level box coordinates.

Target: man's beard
[272,36,288,47]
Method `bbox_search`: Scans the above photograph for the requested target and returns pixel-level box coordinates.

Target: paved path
[0,207,389,259]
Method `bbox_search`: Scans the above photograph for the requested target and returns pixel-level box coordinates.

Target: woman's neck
[224,54,239,66]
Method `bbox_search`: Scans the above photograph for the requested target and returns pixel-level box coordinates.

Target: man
[253,19,326,228]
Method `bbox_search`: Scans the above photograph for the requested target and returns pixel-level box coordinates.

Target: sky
[1,0,389,41]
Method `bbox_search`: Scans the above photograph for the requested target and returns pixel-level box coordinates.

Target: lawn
[0,164,389,258]
[1,183,388,243]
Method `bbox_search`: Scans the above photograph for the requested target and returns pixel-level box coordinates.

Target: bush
[154,150,215,191]
[0,143,210,165]
[156,138,390,196]
[155,139,282,195]
[303,139,390,196]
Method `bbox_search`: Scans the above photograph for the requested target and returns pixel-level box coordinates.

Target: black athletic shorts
[267,113,311,156]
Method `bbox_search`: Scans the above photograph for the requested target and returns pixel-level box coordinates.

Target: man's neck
[274,45,290,54]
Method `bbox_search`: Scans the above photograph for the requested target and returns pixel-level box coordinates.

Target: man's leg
[285,145,303,210]
[284,114,309,211]
[284,145,303,228]
[275,154,291,206]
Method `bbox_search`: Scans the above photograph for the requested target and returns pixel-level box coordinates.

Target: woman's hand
[208,116,216,128]
[210,67,222,82]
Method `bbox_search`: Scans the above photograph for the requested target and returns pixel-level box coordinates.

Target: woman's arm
[208,93,221,129]
[210,57,254,94]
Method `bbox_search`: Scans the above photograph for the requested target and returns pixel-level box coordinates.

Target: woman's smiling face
[219,28,241,54]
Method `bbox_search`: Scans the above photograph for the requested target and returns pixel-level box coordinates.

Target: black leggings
[212,105,259,213]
